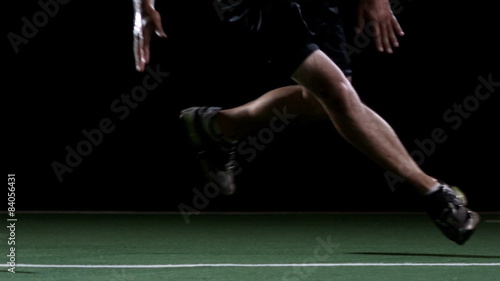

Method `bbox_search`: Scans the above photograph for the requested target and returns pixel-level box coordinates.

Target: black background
[4,0,500,212]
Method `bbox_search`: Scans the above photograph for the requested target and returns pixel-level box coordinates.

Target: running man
[132,0,480,245]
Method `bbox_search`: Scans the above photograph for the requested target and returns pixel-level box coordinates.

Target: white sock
[425,182,442,196]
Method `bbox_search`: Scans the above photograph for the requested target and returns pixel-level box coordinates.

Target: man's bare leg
[214,85,326,140]
[213,51,435,194]
[289,50,436,194]
[180,50,479,245]
[214,77,352,140]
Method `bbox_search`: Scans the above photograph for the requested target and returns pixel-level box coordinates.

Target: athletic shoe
[179,107,238,195]
[425,182,480,245]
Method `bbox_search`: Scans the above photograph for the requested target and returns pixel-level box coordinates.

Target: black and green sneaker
[180,107,238,195]
[425,183,480,245]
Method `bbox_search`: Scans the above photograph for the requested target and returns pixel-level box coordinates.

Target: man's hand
[356,0,404,54]
[133,0,167,72]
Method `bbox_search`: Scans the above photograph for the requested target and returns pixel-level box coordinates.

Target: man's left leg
[179,84,328,196]
[215,85,326,140]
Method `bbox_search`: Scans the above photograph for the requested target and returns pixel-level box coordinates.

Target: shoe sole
[180,107,204,151]
[455,211,481,245]
[179,107,214,177]
[450,186,477,245]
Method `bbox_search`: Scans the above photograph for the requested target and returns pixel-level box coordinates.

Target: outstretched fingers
[133,7,167,72]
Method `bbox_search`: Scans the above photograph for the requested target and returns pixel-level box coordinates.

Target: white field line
[0,211,428,215]
[1,263,500,269]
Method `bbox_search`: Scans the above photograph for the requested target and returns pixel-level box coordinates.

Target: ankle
[408,176,440,196]
[424,181,442,196]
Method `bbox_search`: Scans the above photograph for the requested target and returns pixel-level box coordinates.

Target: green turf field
[1,213,499,280]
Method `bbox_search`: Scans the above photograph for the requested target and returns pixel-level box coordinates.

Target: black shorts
[301,1,352,77]
[215,0,352,77]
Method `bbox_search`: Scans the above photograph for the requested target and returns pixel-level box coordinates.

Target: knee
[311,81,358,113]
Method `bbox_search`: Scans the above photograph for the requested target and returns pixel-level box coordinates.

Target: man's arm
[133,0,167,72]
[356,0,404,54]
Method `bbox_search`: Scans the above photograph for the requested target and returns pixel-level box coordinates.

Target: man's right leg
[292,49,437,193]
[289,49,479,245]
